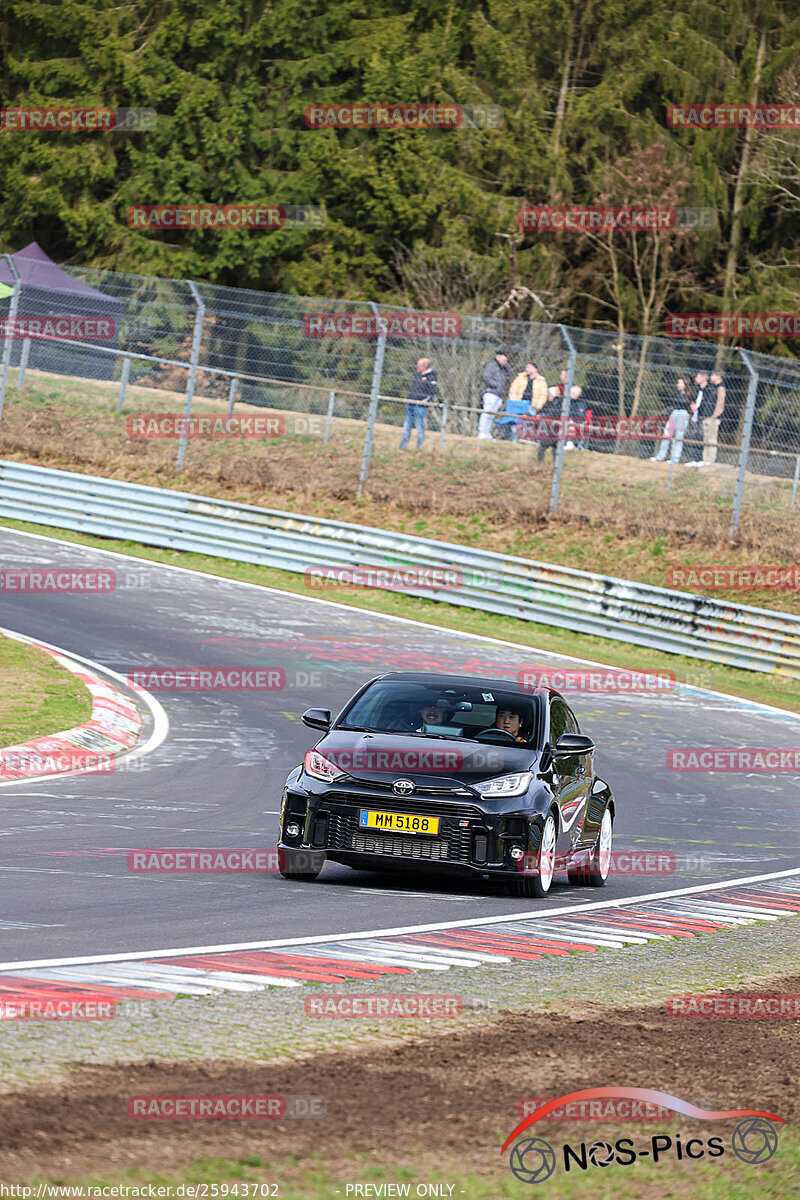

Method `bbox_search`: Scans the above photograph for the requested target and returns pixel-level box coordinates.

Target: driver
[493,702,528,743]
[417,701,452,731]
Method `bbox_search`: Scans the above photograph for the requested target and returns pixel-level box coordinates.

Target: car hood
[317,730,539,788]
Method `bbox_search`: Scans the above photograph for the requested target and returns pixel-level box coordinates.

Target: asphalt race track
[1,526,798,963]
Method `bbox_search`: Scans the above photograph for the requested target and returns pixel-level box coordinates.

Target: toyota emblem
[392,779,415,796]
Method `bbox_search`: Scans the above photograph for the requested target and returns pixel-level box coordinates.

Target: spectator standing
[535,386,562,463]
[650,378,693,463]
[702,371,726,464]
[566,385,588,449]
[399,357,437,450]
[685,370,709,464]
[478,348,512,439]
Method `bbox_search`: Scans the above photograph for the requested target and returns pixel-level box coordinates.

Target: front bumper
[279,780,535,878]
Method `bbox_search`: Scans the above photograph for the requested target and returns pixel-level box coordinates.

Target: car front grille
[324,808,475,863]
[351,832,450,860]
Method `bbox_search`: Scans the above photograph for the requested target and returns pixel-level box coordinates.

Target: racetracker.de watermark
[303,103,504,129]
[128,1095,325,1119]
[666,313,800,337]
[517,207,717,233]
[667,994,800,1018]
[0,568,116,592]
[303,312,461,338]
[125,414,284,439]
[128,849,284,873]
[0,107,155,132]
[518,668,676,693]
[304,565,463,592]
[319,747,503,772]
[668,103,800,128]
[0,994,116,1020]
[305,993,464,1018]
[517,1097,677,1120]
[127,205,325,230]
[0,316,116,341]
[667,748,800,771]
[126,668,287,691]
[668,566,800,591]
[519,851,679,876]
[518,415,666,441]
[0,751,114,777]
[518,207,676,232]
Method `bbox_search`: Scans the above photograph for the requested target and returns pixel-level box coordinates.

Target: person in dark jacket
[399,357,437,449]
[684,370,709,463]
[534,387,562,463]
[478,348,512,438]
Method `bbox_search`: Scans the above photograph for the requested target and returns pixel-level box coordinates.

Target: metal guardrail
[0,460,797,678]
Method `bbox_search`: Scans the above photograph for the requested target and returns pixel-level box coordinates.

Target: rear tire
[507,812,556,899]
[279,848,324,881]
[568,807,613,888]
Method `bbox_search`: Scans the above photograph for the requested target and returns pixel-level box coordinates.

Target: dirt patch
[1,974,796,1181]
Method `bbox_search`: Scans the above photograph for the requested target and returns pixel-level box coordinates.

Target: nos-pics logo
[503,1088,782,1183]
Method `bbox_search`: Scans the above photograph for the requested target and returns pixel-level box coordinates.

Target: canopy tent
[0,242,123,379]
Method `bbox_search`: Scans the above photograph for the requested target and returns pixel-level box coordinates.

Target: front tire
[507,812,557,899]
[568,806,613,887]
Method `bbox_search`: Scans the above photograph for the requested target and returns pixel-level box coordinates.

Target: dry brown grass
[1,368,798,613]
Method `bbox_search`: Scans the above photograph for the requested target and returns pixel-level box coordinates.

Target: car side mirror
[553,734,595,756]
[302,708,331,732]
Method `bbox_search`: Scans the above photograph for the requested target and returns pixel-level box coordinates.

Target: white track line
[1,867,798,973]
[0,524,798,966]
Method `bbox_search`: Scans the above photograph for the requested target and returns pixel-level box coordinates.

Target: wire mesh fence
[0,247,798,536]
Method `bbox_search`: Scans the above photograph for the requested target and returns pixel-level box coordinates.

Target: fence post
[0,254,22,422]
[227,375,239,417]
[548,325,577,515]
[176,280,206,473]
[324,389,335,444]
[116,355,131,412]
[729,348,758,542]
[791,455,800,510]
[438,397,449,450]
[17,337,31,389]
[357,304,387,496]
[667,458,676,491]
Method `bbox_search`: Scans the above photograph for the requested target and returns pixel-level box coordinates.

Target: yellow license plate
[359,809,440,835]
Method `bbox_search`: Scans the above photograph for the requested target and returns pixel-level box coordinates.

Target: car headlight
[473,771,532,798]
[303,749,346,783]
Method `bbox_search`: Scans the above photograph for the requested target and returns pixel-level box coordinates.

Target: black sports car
[278,672,615,897]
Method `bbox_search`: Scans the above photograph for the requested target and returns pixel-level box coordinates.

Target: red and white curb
[1,870,798,1001]
[0,628,142,781]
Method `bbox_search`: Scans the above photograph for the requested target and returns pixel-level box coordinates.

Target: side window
[564,705,580,736]
[549,699,569,745]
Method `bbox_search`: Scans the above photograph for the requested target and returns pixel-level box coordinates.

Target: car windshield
[338,680,537,744]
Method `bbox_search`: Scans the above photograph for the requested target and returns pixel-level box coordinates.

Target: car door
[549,697,592,857]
